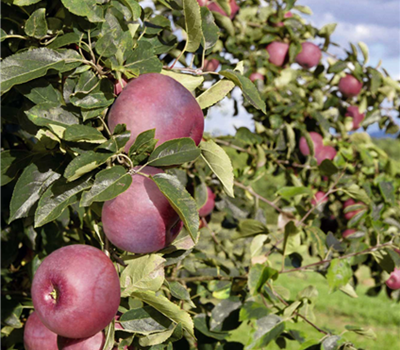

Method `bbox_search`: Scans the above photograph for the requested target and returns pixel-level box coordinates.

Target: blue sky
[205,0,400,135]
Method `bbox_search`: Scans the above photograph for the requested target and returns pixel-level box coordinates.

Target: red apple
[199,187,216,217]
[207,0,239,19]
[345,106,365,130]
[31,245,120,339]
[203,59,220,72]
[296,42,322,69]
[386,268,400,290]
[57,331,105,350]
[315,145,337,165]
[299,132,323,156]
[311,191,328,206]
[338,74,362,98]
[102,166,182,254]
[342,229,357,239]
[107,73,204,152]
[249,72,264,82]
[343,198,365,220]
[266,42,289,67]
[24,311,58,350]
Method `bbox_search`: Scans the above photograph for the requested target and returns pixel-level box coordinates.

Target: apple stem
[49,288,58,302]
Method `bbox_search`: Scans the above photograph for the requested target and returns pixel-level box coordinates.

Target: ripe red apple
[311,191,328,206]
[102,166,182,254]
[107,73,204,152]
[266,42,289,67]
[114,77,128,95]
[24,311,58,350]
[342,229,356,239]
[338,74,362,98]
[249,72,264,82]
[386,268,400,290]
[345,106,365,130]
[315,145,337,165]
[207,0,239,19]
[295,42,322,69]
[199,187,216,217]
[299,132,323,156]
[203,59,220,72]
[343,198,365,220]
[31,245,120,339]
[58,331,105,350]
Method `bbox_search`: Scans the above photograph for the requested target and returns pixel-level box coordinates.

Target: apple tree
[1,0,400,349]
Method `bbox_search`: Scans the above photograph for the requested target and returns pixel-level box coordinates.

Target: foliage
[1,0,400,349]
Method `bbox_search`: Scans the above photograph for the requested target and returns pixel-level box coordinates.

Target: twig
[275,159,316,169]
[167,275,247,283]
[215,139,253,154]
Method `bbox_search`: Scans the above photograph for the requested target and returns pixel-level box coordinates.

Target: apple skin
[311,191,328,206]
[343,198,365,220]
[296,42,322,69]
[196,0,208,6]
[315,145,337,165]
[107,73,204,152]
[57,331,105,350]
[102,166,182,254]
[207,0,239,19]
[114,77,128,96]
[345,106,365,130]
[24,311,58,350]
[299,132,323,156]
[266,42,289,67]
[31,245,121,339]
[199,187,216,217]
[342,229,357,239]
[386,268,400,290]
[338,74,363,98]
[203,59,220,72]
[249,72,264,82]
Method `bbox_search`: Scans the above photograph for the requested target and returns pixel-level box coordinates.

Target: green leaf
[319,23,337,37]
[70,91,114,109]
[201,7,219,50]
[328,61,348,74]
[128,129,158,165]
[199,140,234,197]
[210,297,242,331]
[60,0,104,23]
[167,281,195,307]
[1,48,81,94]
[237,219,269,238]
[219,70,266,113]
[194,314,227,340]
[47,32,81,49]
[63,124,107,143]
[25,8,48,39]
[326,259,352,292]
[378,181,395,205]
[9,157,62,223]
[124,41,163,76]
[183,0,203,53]
[139,328,175,347]
[148,138,201,167]
[64,151,112,182]
[13,0,41,5]
[34,175,92,227]
[151,173,199,243]
[103,320,115,350]
[322,335,341,350]
[343,184,371,205]
[131,290,194,338]
[1,150,34,186]
[294,5,313,15]
[319,159,339,176]
[305,226,326,258]
[80,166,132,207]
[121,0,141,20]
[247,315,285,349]
[248,264,278,295]
[345,325,376,339]
[16,79,63,105]
[161,70,204,93]
[358,41,369,65]
[98,124,131,153]
[121,255,165,296]
[277,186,312,199]
[196,79,235,109]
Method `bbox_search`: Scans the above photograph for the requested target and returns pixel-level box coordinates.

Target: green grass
[267,269,400,349]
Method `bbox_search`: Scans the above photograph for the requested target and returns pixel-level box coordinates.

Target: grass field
[268,269,400,349]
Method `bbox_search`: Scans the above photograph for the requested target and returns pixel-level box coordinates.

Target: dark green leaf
[201,7,219,50]
[248,264,278,295]
[326,259,352,292]
[63,124,107,144]
[378,181,395,205]
[60,0,104,23]
[183,0,203,53]
[318,159,338,176]
[124,41,163,76]
[1,150,34,186]
[237,219,269,238]
[128,129,158,165]
[248,315,285,349]
[25,8,48,39]
[210,297,241,331]
[16,79,63,105]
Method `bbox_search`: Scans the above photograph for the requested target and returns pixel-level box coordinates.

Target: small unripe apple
[386,268,400,290]
[338,74,362,98]
[266,42,289,67]
[315,145,337,165]
[311,191,328,206]
[107,73,204,152]
[102,166,182,254]
[24,311,58,350]
[57,331,105,350]
[299,132,323,156]
[199,187,216,217]
[207,0,239,19]
[296,42,322,69]
[343,198,365,220]
[345,106,365,130]
[31,245,121,339]
[203,59,220,72]
[249,72,264,82]
[342,229,356,239]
